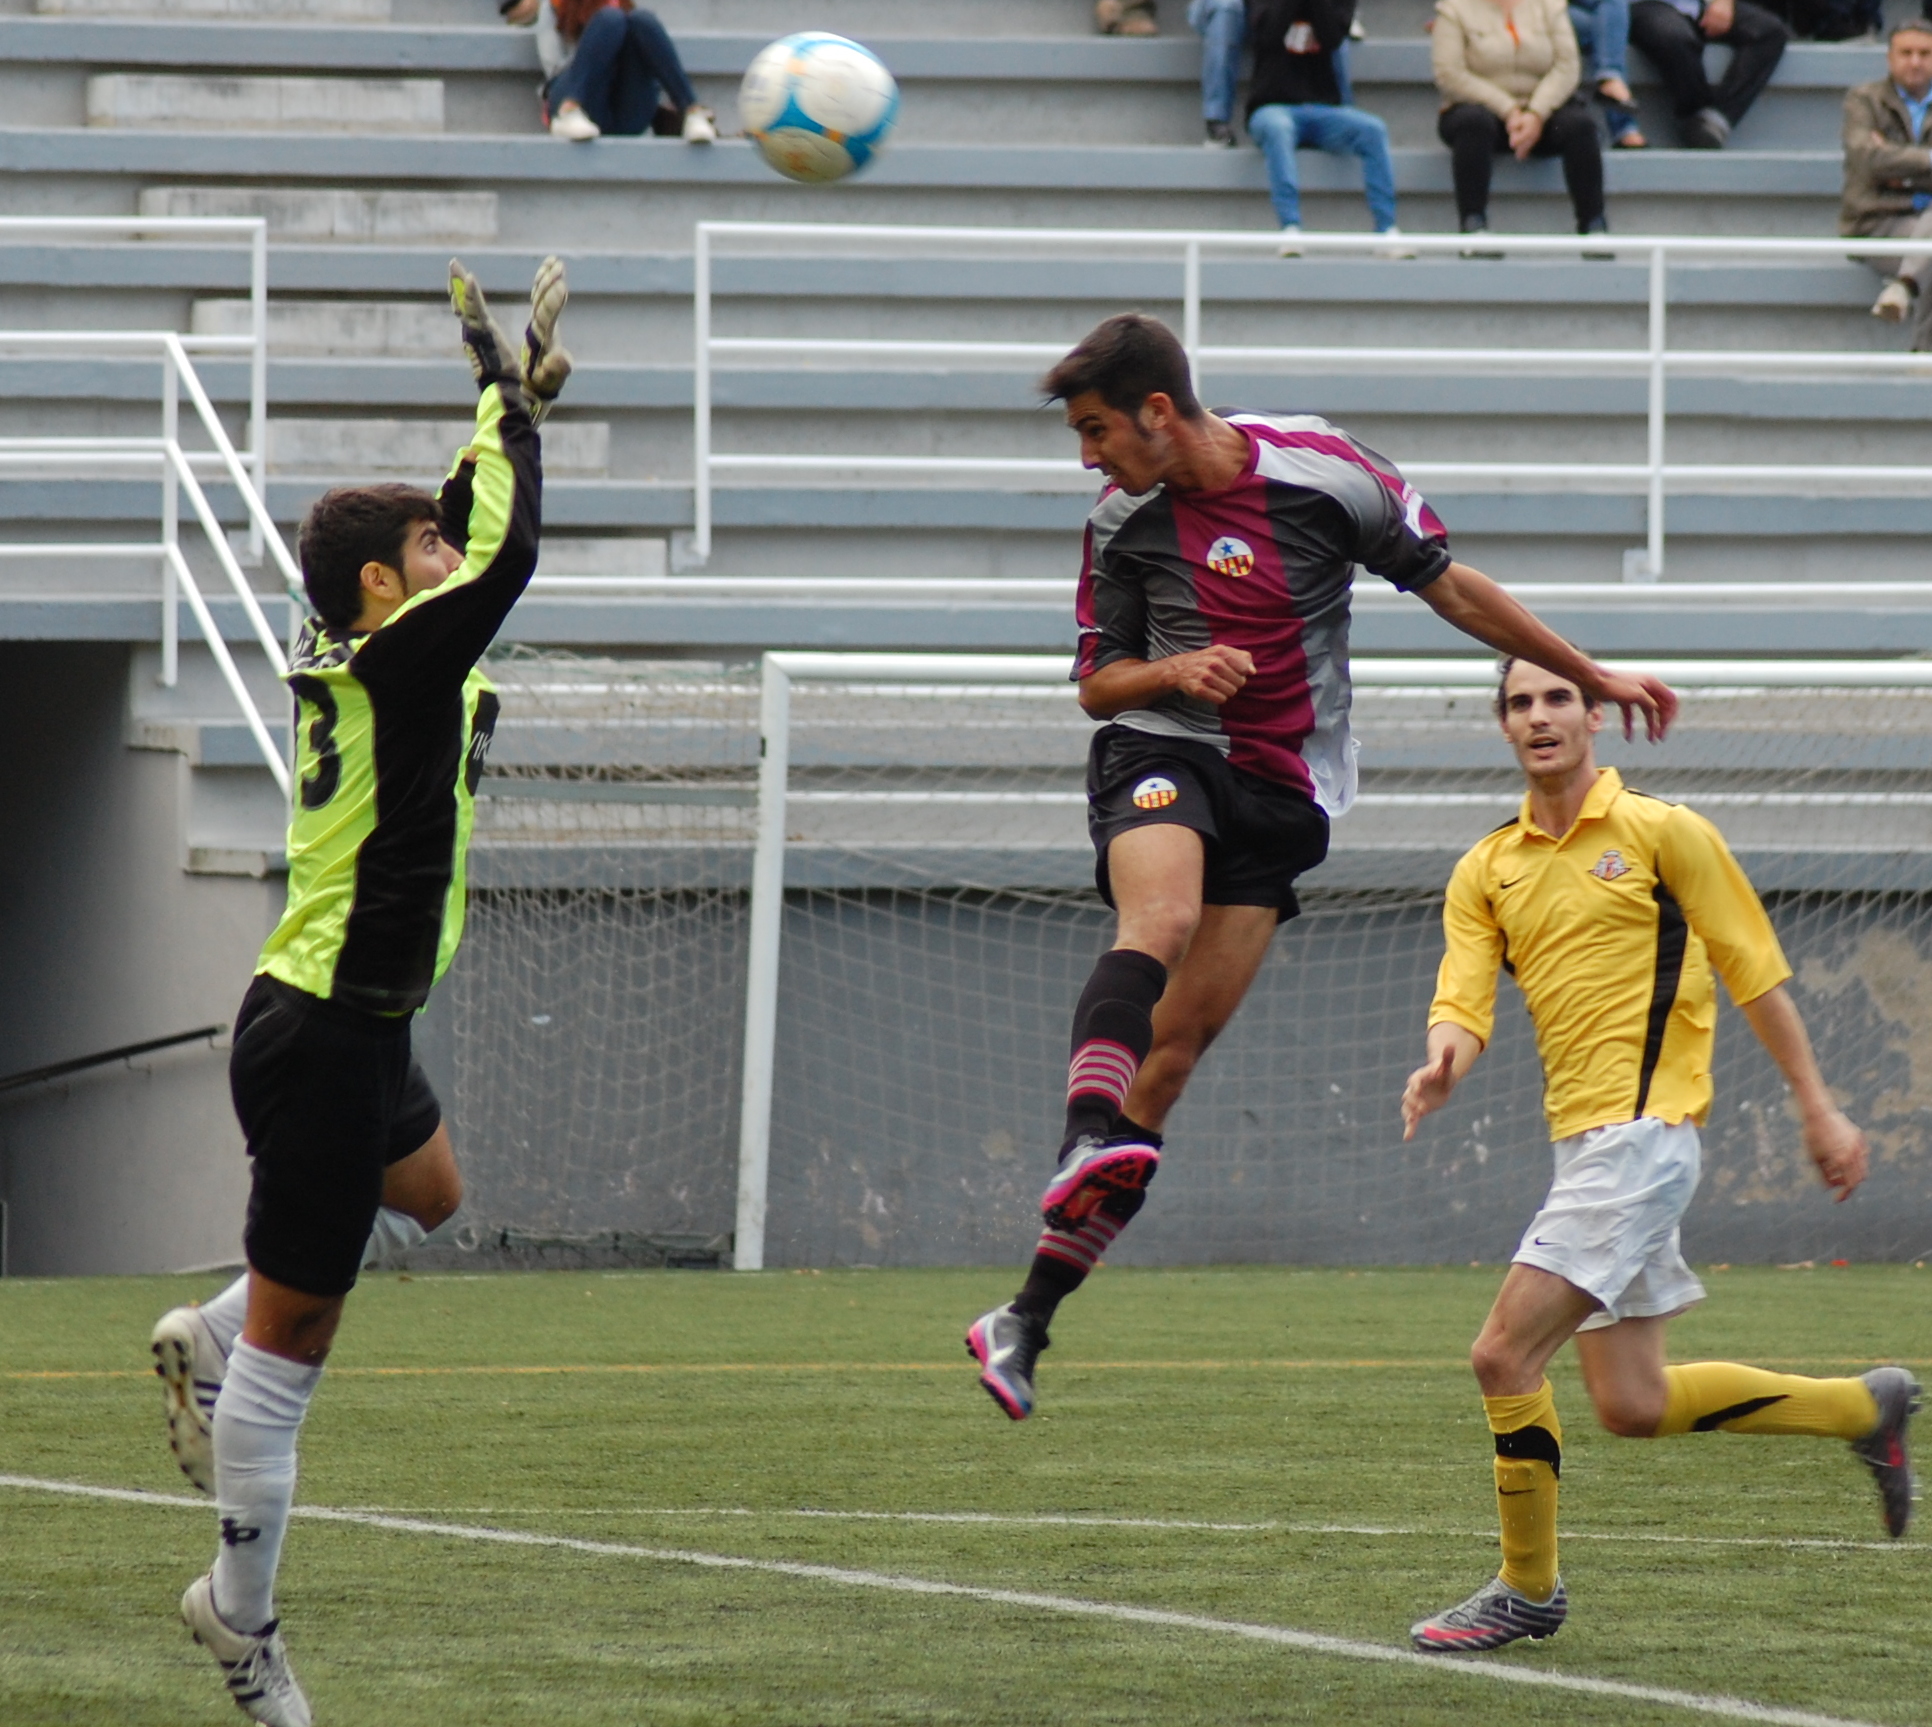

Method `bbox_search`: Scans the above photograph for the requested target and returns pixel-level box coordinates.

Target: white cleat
[181,1573,313,1727]
[152,1305,227,1495]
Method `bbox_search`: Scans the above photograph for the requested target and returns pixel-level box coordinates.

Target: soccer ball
[739,33,899,184]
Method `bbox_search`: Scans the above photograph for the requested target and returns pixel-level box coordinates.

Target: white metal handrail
[731,649,1932,1268]
[693,223,1932,580]
[0,220,292,794]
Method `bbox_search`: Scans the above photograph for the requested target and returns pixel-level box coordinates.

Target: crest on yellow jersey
[1590,849,1631,881]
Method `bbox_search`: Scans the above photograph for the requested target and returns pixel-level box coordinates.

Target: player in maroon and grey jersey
[967,312,1679,1421]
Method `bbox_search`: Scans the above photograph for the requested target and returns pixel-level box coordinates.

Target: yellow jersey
[1428,767,1792,1141]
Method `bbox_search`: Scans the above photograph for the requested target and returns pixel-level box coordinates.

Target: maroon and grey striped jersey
[1073,411,1451,812]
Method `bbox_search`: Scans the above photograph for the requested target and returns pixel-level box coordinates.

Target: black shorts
[231,972,443,1299]
[1087,723,1330,920]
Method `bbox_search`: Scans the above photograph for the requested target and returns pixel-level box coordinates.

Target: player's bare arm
[1401,1021,1484,1140]
[1736,984,1869,1200]
[1419,562,1679,742]
[1079,644,1254,717]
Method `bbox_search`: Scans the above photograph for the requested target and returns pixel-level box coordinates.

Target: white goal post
[729,651,1932,1271]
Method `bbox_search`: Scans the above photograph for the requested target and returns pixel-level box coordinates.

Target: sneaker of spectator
[681,103,718,141]
[550,98,600,139]
[1206,119,1239,146]
[1097,0,1161,33]
[1841,21,1932,351]
[1627,0,1785,149]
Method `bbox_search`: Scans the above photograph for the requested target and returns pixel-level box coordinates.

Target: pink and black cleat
[966,1303,1049,1421]
[1039,1134,1160,1231]
[1853,1365,1922,1538]
[1411,1575,1567,1652]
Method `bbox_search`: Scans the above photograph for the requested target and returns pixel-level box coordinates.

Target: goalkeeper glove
[448,257,518,389]
[520,254,572,427]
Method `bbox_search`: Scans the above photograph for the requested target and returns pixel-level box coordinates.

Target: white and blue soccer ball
[739,32,899,184]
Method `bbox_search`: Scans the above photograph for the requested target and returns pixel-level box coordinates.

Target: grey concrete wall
[0,643,281,1276]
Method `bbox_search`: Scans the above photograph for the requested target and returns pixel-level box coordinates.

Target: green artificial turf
[2,1263,1928,1725]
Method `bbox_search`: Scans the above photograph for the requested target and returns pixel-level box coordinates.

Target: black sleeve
[351,381,542,701]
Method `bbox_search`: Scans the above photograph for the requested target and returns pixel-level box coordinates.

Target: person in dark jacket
[1243,0,1408,252]
[1843,21,1932,344]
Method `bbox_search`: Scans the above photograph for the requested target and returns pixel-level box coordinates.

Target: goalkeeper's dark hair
[1040,313,1203,421]
[298,483,443,631]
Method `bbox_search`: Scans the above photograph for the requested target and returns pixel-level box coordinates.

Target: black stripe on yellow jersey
[1429,768,1792,1142]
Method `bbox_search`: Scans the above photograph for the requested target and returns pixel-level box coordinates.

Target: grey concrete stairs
[0,0,1918,648]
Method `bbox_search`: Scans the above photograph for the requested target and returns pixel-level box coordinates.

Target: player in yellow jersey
[1401,655,1919,1654]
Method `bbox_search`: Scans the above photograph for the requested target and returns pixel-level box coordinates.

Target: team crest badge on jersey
[1590,849,1631,881]
[1205,536,1254,579]
[1132,775,1180,811]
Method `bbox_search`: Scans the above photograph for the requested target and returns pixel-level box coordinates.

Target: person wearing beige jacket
[1432,0,1607,240]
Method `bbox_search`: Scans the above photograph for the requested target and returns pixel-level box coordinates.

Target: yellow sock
[1657,1362,1878,1439]
[1485,1380,1562,1602]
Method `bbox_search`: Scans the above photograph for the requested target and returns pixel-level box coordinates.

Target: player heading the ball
[1403,655,1918,1656]
[150,258,568,1727]
[965,312,1677,1421]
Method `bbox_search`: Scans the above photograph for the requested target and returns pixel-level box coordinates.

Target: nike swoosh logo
[1497,1489,1537,1496]
[1499,877,1526,890]
[1532,1237,1557,1247]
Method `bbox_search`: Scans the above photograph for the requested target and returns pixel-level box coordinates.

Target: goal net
[422,648,1932,1271]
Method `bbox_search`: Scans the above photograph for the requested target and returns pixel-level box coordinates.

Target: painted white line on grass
[304,1504,1917,1554]
[0,1474,1888,1727]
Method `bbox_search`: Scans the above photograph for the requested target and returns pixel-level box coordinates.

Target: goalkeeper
[1402,654,1917,1655]
[149,258,569,1727]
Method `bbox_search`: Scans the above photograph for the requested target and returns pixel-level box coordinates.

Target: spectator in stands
[503,0,717,142]
[1842,20,1932,344]
[1192,0,1359,145]
[1219,0,1408,252]
[1627,0,1787,148]
[1567,0,1647,145]
[1433,0,1609,241]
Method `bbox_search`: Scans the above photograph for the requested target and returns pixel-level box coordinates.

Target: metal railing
[0,219,296,795]
[692,222,1932,581]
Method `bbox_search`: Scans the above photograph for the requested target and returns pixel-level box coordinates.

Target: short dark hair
[1494,655,1601,719]
[1040,313,1204,421]
[297,483,441,631]
[1891,18,1932,41]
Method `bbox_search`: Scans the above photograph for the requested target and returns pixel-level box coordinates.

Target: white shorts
[1512,1116,1708,1332]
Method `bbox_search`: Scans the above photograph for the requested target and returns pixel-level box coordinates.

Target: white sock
[211,1341,321,1634]
[363,1205,428,1269]
[196,1273,252,1357]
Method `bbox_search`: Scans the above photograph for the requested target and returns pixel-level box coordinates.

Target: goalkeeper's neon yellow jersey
[256,382,540,1015]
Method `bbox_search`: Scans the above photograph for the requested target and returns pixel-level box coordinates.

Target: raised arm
[1417,561,1678,740]
[353,258,563,693]
[1736,985,1867,1202]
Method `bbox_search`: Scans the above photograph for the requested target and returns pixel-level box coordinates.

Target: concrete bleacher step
[263,416,610,475]
[43,0,389,17]
[139,185,497,242]
[192,296,454,355]
[538,536,671,579]
[87,73,442,130]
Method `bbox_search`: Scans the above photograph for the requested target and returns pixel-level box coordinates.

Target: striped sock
[1063,948,1168,1145]
[1012,1152,1154,1325]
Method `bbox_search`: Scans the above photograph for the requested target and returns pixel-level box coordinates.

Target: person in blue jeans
[1214,0,1405,251]
[1567,0,1648,145]
[1193,0,1356,142]
[524,0,717,142]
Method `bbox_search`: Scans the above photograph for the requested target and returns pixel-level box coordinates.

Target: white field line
[0,1475,1891,1727]
[283,1505,1918,1554]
